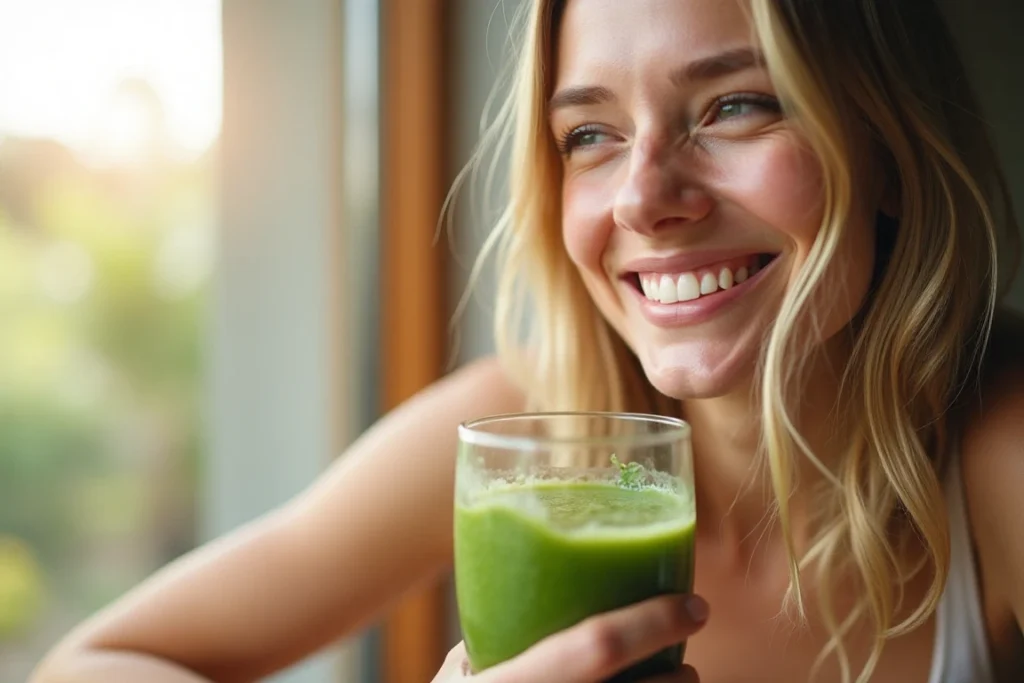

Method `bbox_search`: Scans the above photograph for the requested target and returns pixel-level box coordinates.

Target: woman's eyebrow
[548,84,615,115]
[671,47,765,85]
[548,47,765,116]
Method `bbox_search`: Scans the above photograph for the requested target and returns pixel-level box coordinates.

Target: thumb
[432,642,474,682]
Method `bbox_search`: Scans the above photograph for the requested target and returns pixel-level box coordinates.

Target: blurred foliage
[0,136,210,641]
[0,536,44,638]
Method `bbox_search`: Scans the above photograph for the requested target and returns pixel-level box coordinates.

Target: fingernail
[685,595,708,623]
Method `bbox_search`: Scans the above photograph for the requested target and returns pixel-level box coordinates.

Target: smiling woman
[471,0,1021,680]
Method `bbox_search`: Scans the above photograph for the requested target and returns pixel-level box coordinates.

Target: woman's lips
[635,254,769,305]
[628,254,779,327]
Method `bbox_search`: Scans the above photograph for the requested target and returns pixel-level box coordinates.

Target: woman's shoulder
[425,354,526,412]
[378,354,526,438]
[962,307,1024,477]
[966,308,1024,435]
[959,307,1024,623]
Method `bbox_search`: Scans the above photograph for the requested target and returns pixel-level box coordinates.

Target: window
[0,2,220,681]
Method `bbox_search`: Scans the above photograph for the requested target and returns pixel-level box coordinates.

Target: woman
[32,0,1024,681]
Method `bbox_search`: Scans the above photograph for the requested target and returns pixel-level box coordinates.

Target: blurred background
[0,1,1020,683]
[0,1,217,680]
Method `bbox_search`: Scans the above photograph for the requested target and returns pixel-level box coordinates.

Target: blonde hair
[456,0,1020,680]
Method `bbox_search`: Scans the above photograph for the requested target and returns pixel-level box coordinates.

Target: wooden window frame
[380,0,451,682]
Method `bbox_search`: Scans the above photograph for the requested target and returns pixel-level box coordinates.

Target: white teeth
[718,267,734,290]
[640,261,758,304]
[677,273,700,302]
[659,275,679,304]
[699,272,719,296]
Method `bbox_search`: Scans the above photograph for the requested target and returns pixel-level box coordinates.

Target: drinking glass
[454,412,695,682]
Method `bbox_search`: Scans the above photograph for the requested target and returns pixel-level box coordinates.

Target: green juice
[454,481,695,682]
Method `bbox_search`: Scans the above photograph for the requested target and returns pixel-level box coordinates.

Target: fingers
[482,594,708,683]
[435,642,700,682]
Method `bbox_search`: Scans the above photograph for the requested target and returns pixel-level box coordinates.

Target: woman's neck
[682,339,851,558]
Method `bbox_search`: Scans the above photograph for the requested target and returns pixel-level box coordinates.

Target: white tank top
[927,453,994,683]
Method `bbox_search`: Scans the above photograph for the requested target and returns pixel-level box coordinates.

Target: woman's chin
[640,348,756,401]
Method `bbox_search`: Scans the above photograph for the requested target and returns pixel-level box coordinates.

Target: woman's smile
[623,251,782,327]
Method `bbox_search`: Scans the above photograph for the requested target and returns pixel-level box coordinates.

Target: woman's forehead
[555,0,757,85]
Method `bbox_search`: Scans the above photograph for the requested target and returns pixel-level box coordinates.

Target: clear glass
[454,412,695,683]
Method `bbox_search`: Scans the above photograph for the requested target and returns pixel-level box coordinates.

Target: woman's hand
[433,594,707,682]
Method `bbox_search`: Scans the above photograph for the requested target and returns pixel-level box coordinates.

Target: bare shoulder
[964,309,1024,448]
[960,309,1024,623]
[298,354,521,496]
[962,309,1024,476]
[307,354,524,491]
[382,354,524,423]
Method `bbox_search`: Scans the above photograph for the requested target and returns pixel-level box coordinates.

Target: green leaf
[610,454,645,490]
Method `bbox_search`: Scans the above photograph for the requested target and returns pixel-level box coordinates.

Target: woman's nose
[612,137,713,236]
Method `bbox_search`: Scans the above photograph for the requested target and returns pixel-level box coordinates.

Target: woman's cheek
[713,134,825,248]
[561,174,616,272]
[715,134,876,337]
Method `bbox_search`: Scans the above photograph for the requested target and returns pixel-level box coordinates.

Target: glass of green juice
[454,412,695,682]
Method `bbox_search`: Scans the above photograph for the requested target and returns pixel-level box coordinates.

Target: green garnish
[610,454,645,490]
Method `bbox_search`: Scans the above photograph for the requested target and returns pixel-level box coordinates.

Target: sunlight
[0,0,222,165]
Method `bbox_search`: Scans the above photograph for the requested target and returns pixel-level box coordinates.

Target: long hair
[455,1,1019,680]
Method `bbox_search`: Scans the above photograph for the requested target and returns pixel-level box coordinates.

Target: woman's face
[551,0,881,399]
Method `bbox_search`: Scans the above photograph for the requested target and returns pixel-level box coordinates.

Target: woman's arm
[32,357,523,683]
[32,651,214,683]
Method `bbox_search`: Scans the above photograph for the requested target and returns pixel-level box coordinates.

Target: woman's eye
[708,95,781,125]
[558,126,611,156]
[575,131,605,147]
[717,101,759,121]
